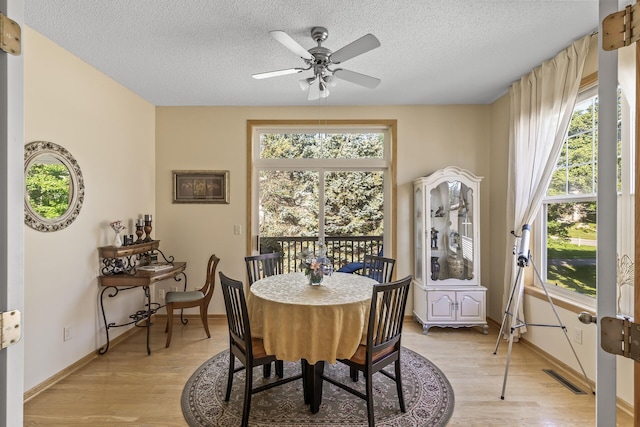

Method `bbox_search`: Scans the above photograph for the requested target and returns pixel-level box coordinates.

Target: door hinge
[602,1,640,51]
[0,12,21,56]
[0,310,21,350]
[600,316,640,361]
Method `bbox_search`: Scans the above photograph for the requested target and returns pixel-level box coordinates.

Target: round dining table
[248,271,377,413]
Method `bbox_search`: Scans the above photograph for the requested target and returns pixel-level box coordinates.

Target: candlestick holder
[135,224,144,243]
[143,220,153,242]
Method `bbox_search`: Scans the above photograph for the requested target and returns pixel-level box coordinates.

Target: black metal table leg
[144,286,151,355]
[98,286,118,355]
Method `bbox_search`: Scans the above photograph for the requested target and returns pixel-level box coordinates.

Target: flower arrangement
[297,248,321,276]
[297,243,331,285]
[110,220,125,233]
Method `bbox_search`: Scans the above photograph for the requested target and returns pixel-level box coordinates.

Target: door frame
[0,0,25,425]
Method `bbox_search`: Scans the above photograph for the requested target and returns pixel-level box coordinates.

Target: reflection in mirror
[26,154,71,218]
[24,141,84,232]
[448,180,462,210]
[433,179,475,281]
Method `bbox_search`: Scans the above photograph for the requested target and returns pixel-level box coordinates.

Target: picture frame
[172,170,230,204]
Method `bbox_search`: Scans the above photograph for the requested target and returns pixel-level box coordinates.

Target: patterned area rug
[182,347,454,427]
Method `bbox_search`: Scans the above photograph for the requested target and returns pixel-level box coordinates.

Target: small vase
[114,232,122,248]
[307,270,323,286]
[431,257,440,280]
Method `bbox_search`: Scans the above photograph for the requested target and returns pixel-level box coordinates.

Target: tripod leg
[501,269,525,399]
[530,261,595,395]
[494,266,523,355]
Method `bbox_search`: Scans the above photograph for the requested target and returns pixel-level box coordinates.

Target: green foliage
[546,201,595,243]
[546,200,596,297]
[258,133,384,237]
[25,163,71,218]
[544,88,622,298]
[260,133,384,160]
[549,97,597,196]
[547,220,569,241]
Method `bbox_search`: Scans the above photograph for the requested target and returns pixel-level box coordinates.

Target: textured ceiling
[24,1,599,106]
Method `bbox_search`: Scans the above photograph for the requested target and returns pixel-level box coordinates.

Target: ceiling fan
[252,26,381,101]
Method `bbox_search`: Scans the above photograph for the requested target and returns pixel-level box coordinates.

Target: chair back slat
[367,276,411,354]
[219,272,252,356]
[245,252,283,285]
[201,255,220,306]
[362,255,396,283]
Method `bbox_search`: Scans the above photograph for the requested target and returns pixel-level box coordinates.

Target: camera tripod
[494,250,594,399]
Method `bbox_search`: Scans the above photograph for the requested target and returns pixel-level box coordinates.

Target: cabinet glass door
[414,187,423,282]
[430,180,474,281]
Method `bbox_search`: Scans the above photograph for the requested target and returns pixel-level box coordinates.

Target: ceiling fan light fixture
[319,81,329,98]
[323,74,337,88]
[299,77,315,91]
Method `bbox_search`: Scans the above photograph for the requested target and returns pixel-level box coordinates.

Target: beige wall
[488,93,510,321]
[24,28,156,391]
[155,106,492,315]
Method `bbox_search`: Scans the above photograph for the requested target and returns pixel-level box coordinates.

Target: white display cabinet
[412,166,487,334]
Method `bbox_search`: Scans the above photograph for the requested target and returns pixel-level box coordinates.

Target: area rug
[182,347,454,426]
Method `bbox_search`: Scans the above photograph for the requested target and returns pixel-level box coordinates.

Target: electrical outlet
[171,286,179,292]
[159,289,165,299]
[573,328,583,344]
[63,325,72,341]
[234,225,241,235]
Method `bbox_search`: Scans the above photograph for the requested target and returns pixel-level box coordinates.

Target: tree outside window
[542,87,622,298]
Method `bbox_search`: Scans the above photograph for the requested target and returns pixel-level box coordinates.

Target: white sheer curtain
[502,34,591,338]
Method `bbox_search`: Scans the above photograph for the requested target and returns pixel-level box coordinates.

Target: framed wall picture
[172,170,230,204]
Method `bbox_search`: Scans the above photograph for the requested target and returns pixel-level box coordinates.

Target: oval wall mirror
[24,141,84,232]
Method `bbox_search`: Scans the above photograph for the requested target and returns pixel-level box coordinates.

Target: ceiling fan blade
[333,69,381,89]
[308,81,320,101]
[330,33,380,64]
[252,68,305,80]
[270,30,314,60]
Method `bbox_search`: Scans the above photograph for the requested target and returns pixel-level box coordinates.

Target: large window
[250,123,394,272]
[538,85,624,300]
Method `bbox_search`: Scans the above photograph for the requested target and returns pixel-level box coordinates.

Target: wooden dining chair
[337,246,384,274]
[244,252,284,377]
[219,272,303,427]
[164,254,220,348]
[321,275,412,427]
[245,252,282,285]
[361,254,396,283]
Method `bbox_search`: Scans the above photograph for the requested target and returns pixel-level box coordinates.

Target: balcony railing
[259,236,383,273]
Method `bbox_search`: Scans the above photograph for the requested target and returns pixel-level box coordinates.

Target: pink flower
[110,220,125,233]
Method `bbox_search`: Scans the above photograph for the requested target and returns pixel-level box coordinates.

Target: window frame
[534,81,632,307]
[246,120,397,258]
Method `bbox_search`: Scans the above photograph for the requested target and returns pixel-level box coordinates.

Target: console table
[97,240,187,355]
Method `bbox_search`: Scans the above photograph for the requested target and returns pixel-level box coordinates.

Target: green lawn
[546,240,596,297]
[547,240,596,259]
[567,225,596,240]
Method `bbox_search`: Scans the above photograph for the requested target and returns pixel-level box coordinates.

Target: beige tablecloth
[248,272,377,364]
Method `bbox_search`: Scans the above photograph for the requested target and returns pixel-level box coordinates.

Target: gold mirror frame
[24,141,84,232]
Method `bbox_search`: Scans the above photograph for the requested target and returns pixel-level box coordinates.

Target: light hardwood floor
[24,318,633,426]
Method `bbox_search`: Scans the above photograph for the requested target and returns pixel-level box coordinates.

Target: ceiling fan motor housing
[309,26,333,76]
[311,26,329,43]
